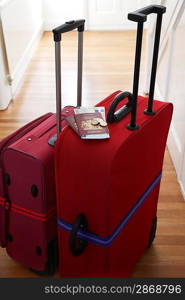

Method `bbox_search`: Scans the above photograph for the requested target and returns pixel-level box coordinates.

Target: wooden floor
[0,31,185,278]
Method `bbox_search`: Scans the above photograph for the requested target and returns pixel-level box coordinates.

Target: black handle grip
[69,214,88,256]
[107,91,133,123]
[128,5,166,23]
[126,5,166,130]
[53,19,85,42]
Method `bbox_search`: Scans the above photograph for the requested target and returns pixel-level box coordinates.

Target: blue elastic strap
[57,172,162,247]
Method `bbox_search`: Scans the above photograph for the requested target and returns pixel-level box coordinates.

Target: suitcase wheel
[148,217,157,248]
[30,238,58,276]
[69,214,88,256]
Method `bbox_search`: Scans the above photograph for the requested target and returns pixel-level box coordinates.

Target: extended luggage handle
[52,19,85,137]
[128,5,166,22]
[127,5,166,130]
[53,20,85,41]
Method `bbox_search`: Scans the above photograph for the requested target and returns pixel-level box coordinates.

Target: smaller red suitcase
[54,6,173,277]
[0,112,59,274]
[0,39,78,275]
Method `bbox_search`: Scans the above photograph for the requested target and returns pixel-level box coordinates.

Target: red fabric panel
[59,184,160,277]
[7,210,56,271]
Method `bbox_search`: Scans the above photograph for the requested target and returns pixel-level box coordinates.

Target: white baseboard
[155,83,182,176]
[154,82,165,101]
[155,82,185,200]
[0,22,12,110]
[11,21,44,98]
[179,179,185,200]
[167,123,182,176]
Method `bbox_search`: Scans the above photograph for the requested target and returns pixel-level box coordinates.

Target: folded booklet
[74,106,105,119]
[65,107,110,139]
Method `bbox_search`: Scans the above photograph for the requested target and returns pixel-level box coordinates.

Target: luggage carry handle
[127,5,166,130]
[107,91,133,123]
[53,19,85,138]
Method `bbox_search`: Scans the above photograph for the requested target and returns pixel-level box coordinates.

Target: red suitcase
[0,112,59,274]
[0,19,84,275]
[55,6,173,277]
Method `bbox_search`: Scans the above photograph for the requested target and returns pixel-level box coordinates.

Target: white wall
[44,0,85,30]
[2,0,153,110]
[1,0,44,97]
[0,20,12,109]
[152,0,185,198]
[165,10,185,198]
[43,0,151,31]
[86,0,150,30]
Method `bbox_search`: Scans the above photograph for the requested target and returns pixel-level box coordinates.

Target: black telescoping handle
[128,5,166,22]
[53,19,85,42]
[127,5,166,130]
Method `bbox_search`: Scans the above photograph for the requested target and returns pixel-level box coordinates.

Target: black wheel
[70,214,88,256]
[30,238,58,276]
[148,217,157,248]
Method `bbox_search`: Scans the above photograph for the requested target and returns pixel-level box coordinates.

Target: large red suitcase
[55,6,173,277]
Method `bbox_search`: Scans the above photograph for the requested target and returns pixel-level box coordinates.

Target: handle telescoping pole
[127,5,166,130]
[53,19,85,138]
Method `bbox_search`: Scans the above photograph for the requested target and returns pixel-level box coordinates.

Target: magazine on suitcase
[54,6,173,277]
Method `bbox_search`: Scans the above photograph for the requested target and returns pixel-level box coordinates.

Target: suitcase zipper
[11,204,55,222]
[13,107,74,141]
[0,113,53,159]
[30,114,56,138]
[0,197,55,222]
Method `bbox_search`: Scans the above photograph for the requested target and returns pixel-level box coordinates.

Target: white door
[86,0,150,30]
